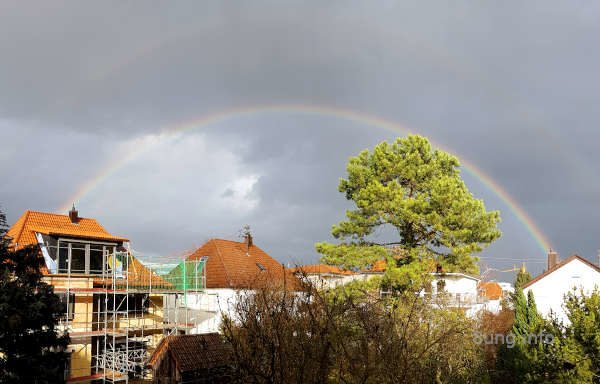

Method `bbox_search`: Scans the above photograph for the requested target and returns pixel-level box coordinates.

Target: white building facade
[523,253,600,324]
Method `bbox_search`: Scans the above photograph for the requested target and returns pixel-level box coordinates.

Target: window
[89,244,104,274]
[58,244,69,273]
[256,262,267,272]
[70,243,86,273]
[53,239,117,275]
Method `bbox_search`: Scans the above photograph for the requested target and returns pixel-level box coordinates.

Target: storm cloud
[2,1,600,278]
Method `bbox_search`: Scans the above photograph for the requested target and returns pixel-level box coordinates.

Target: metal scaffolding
[54,245,209,383]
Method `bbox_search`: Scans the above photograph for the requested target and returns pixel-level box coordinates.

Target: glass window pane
[58,245,69,274]
[42,234,58,261]
[89,247,104,274]
[70,243,86,273]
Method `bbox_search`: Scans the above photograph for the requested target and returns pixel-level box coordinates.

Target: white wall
[428,274,486,317]
[431,274,479,303]
[163,289,241,334]
[186,288,243,334]
[302,273,361,290]
[524,259,600,324]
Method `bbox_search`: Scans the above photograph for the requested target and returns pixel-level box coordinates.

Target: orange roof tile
[478,281,503,300]
[7,210,128,247]
[185,238,299,289]
[369,259,387,273]
[93,254,172,289]
[148,333,232,372]
[3,210,165,287]
[290,264,357,275]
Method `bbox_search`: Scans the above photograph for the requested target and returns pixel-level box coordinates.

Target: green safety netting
[161,260,205,291]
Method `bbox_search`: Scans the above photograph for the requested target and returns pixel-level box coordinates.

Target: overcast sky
[2,1,600,279]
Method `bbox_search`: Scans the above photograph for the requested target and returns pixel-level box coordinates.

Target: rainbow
[58,104,552,253]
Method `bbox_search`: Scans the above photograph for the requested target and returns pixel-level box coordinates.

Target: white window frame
[56,237,118,275]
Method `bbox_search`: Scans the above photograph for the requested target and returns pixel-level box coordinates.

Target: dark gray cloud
[2,1,600,280]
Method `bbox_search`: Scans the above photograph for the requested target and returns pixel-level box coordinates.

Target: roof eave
[522,255,600,289]
[46,231,129,243]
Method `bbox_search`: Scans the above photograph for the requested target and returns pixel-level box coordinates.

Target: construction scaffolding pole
[60,246,209,383]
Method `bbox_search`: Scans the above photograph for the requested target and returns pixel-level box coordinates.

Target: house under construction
[6,207,211,383]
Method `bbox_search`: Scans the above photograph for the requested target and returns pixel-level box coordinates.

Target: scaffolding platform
[57,249,208,382]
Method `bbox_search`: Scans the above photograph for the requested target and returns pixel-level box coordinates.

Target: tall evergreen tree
[512,288,529,338]
[0,207,70,383]
[316,135,501,288]
[494,288,589,383]
[496,287,535,383]
[514,267,532,289]
[525,290,541,331]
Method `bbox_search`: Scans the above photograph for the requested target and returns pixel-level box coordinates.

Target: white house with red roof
[290,264,360,289]
[523,250,600,324]
[165,233,299,334]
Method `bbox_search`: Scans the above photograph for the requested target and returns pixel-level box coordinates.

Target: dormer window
[48,239,118,275]
[256,262,266,272]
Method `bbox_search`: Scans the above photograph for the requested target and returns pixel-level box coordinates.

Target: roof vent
[68,204,79,224]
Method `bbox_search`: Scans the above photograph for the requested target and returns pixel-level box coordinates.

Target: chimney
[245,232,253,249]
[241,225,252,254]
[68,204,79,224]
[597,249,600,267]
[547,248,558,270]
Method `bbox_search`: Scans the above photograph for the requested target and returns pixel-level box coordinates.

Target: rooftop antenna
[239,225,252,254]
[520,262,527,273]
[240,224,251,238]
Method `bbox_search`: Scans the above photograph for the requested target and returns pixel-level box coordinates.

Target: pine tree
[316,135,501,289]
[0,207,70,383]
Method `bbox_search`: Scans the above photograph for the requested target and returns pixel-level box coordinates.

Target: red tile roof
[369,259,387,273]
[290,264,357,275]
[6,210,165,287]
[185,238,299,289]
[522,254,600,289]
[7,210,128,247]
[93,254,172,289]
[478,281,503,300]
[148,333,232,372]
